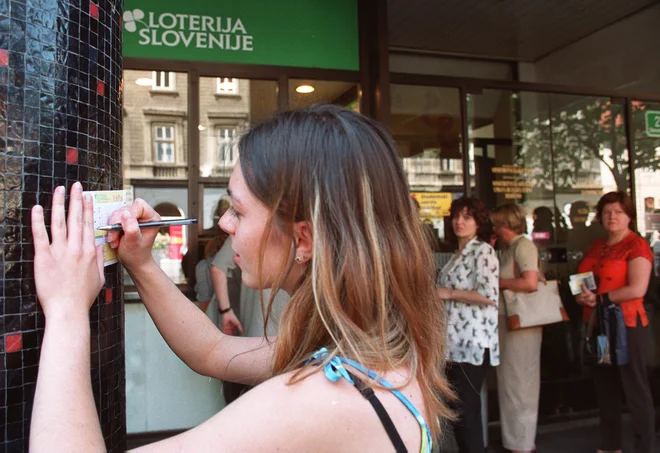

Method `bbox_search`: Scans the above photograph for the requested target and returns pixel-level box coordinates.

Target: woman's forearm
[127,262,225,377]
[451,289,496,306]
[210,266,231,311]
[500,277,536,293]
[608,285,647,303]
[31,312,105,453]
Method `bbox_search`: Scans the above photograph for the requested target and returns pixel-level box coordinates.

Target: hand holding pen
[104,199,176,271]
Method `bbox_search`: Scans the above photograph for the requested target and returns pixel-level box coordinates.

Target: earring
[295,256,302,263]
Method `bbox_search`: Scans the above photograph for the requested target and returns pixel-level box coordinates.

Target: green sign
[646,111,660,137]
[122,0,359,71]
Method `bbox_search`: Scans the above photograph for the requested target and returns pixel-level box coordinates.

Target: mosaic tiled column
[0,0,125,451]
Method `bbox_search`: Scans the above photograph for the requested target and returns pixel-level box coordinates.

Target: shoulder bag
[584,297,629,366]
[502,249,569,330]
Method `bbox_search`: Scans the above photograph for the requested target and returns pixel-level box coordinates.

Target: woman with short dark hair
[437,196,499,453]
[577,191,655,453]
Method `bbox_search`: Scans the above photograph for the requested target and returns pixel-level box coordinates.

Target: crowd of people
[28,104,656,453]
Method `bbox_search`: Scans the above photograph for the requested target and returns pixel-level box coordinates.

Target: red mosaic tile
[90,2,99,19]
[6,334,22,353]
[105,288,113,303]
[97,80,105,96]
[0,49,8,67]
[66,147,78,164]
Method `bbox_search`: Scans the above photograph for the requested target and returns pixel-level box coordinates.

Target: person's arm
[437,288,495,305]
[107,200,273,385]
[194,261,212,313]
[30,184,106,452]
[500,271,539,292]
[500,239,539,293]
[609,257,652,302]
[210,265,244,335]
[437,245,499,306]
[578,257,652,306]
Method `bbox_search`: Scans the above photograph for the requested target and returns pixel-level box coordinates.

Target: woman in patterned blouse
[437,196,499,453]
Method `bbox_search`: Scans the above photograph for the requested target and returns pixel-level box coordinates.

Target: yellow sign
[411,192,452,218]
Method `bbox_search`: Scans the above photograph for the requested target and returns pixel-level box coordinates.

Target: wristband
[219,307,232,314]
[600,293,613,307]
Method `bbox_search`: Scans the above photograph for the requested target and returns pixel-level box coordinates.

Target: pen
[97,218,198,232]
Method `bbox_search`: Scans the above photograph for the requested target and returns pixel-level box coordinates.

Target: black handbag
[585,298,629,366]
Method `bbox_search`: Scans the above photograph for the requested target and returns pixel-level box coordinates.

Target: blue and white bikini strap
[307,348,433,450]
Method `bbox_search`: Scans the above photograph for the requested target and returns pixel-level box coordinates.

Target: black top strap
[345,370,408,453]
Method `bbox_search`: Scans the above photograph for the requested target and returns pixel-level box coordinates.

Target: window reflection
[391,85,463,247]
[198,78,276,178]
[123,70,189,285]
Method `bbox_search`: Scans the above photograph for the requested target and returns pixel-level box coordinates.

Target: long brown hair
[239,105,453,437]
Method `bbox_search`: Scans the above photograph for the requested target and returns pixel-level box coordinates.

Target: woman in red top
[576,191,655,453]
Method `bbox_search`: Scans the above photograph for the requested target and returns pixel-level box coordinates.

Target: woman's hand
[106,198,161,272]
[221,309,244,336]
[31,183,105,319]
[576,285,597,307]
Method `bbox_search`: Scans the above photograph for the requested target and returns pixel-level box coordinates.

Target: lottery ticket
[83,190,127,266]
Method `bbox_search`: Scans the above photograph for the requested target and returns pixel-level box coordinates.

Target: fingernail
[122,212,130,220]
[84,194,92,203]
[33,205,43,213]
[74,181,82,191]
[56,186,64,194]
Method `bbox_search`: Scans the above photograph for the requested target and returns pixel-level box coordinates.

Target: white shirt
[438,237,500,366]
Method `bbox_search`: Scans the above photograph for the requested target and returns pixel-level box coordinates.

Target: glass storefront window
[468,89,633,414]
[198,78,277,178]
[631,100,660,374]
[391,85,462,252]
[123,70,189,285]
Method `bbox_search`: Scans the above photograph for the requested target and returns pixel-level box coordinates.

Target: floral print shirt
[438,237,500,366]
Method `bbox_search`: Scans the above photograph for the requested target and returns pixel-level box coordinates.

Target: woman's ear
[293,221,313,264]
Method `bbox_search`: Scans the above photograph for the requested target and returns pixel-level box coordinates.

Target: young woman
[30,105,453,452]
[437,196,499,453]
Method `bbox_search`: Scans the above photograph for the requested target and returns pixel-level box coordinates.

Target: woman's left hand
[31,183,105,319]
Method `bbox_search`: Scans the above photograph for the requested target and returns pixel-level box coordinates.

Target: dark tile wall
[0,0,124,451]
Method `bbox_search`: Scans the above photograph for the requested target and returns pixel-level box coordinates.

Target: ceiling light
[198,125,206,131]
[296,84,314,94]
[135,77,153,86]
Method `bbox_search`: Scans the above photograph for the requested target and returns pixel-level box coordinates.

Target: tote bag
[502,252,569,330]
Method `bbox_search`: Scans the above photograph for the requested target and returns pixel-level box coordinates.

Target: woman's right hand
[106,199,161,272]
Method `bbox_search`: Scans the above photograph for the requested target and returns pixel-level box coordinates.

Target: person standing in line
[577,191,655,453]
[491,203,541,453]
[437,196,499,453]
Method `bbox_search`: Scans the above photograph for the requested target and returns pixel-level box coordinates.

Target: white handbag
[502,256,569,330]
